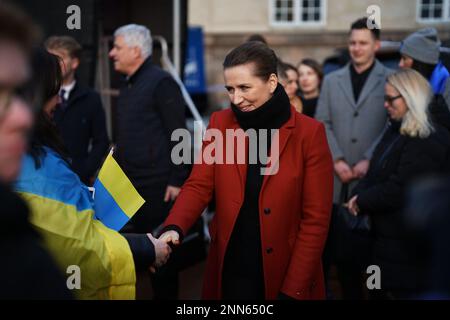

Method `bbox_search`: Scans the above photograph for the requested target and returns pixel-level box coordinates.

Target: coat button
[266,247,273,254]
[353,111,359,117]
[264,208,271,215]
[351,138,357,143]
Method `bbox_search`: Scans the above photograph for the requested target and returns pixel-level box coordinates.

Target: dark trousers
[123,183,179,300]
[323,203,373,300]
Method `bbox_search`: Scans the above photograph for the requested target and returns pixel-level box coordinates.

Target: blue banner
[184,27,206,94]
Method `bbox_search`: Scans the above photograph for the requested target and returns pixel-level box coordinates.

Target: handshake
[146,230,180,273]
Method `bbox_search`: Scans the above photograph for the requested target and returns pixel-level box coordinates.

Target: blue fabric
[93,179,130,231]
[430,62,450,95]
[15,147,93,212]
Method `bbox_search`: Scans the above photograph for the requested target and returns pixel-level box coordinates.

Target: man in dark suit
[46,36,109,185]
[109,24,190,299]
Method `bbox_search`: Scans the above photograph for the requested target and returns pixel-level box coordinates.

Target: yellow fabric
[19,192,136,300]
[98,153,145,218]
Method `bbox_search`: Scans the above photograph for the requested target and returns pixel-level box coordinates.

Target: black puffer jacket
[429,94,450,133]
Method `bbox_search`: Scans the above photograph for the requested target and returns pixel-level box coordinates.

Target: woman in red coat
[160,41,333,300]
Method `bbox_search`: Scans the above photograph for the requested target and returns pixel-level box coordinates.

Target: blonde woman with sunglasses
[347,68,450,299]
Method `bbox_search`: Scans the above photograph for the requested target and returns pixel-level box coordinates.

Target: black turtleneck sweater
[222,84,291,300]
[350,61,375,102]
[300,96,319,118]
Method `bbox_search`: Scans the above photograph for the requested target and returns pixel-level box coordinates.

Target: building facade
[189,0,450,110]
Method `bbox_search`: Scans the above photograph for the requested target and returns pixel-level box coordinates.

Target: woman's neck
[232,84,291,130]
[302,89,319,100]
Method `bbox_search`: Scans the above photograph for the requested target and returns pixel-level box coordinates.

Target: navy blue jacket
[115,58,190,190]
[54,82,110,184]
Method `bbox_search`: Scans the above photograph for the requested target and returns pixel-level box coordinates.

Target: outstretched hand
[159,230,180,247]
[147,233,172,273]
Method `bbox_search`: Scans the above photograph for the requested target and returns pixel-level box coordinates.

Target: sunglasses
[384,94,402,103]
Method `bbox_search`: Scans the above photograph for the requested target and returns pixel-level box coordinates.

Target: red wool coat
[164,106,333,300]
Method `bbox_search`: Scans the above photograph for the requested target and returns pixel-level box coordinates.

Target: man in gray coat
[316,17,392,299]
[317,17,392,204]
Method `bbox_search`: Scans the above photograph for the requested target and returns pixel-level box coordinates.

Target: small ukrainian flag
[93,148,145,231]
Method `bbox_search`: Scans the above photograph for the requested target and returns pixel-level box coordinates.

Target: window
[270,0,326,26]
[274,0,295,23]
[417,0,450,22]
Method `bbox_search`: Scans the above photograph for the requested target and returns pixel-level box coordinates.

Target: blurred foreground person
[0,2,71,299]
[160,41,333,300]
[404,176,450,299]
[14,48,171,299]
[347,69,450,299]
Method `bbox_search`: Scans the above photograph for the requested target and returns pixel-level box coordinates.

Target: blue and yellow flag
[15,147,136,299]
[94,150,145,231]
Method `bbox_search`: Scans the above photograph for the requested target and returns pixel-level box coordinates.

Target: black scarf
[231,83,291,130]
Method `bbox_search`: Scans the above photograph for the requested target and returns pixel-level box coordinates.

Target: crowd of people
[1,1,450,300]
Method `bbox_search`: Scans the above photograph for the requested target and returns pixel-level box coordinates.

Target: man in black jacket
[45,36,109,185]
[109,24,190,299]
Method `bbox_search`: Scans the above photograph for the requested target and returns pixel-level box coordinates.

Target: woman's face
[43,94,61,119]
[224,62,277,112]
[280,69,299,100]
[0,97,32,183]
[298,64,320,95]
[384,83,408,120]
[399,54,414,69]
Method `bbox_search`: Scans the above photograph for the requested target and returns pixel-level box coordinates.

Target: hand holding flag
[93,148,145,231]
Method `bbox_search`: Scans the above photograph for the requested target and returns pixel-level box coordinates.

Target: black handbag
[335,184,371,233]
[332,183,372,266]
[336,206,371,233]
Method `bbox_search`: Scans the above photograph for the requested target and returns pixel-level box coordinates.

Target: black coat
[430,94,450,133]
[0,183,72,299]
[404,176,450,297]
[54,83,109,184]
[354,121,450,290]
[115,58,190,190]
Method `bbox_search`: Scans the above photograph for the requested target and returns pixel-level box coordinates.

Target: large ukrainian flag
[94,150,145,231]
[15,147,136,299]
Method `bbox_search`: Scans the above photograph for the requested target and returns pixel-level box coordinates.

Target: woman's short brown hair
[223,41,278,81]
